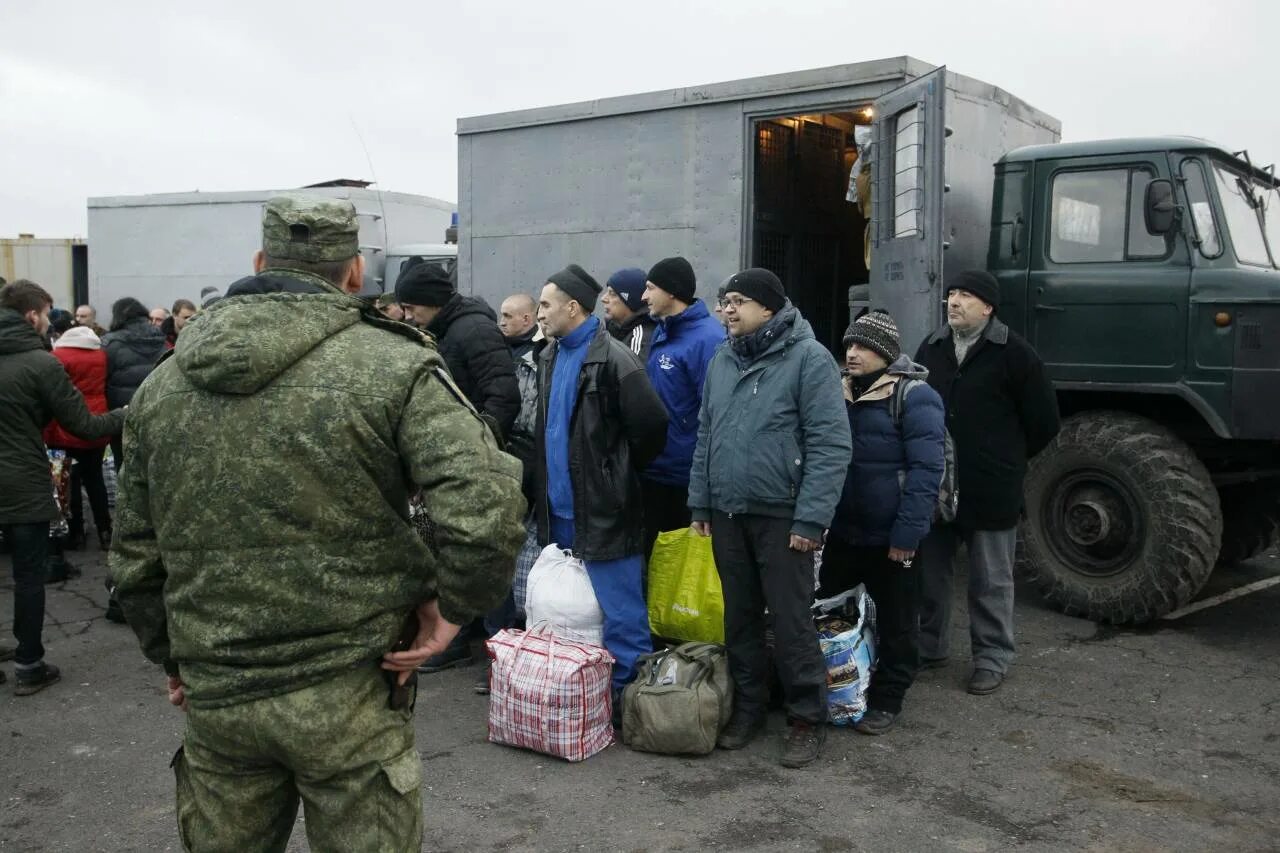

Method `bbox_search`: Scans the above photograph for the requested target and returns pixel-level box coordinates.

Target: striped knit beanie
[842,309,900,363]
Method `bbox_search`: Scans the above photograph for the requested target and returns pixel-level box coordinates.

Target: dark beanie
[646,256,696,304]
[395,257,455,307]
[843,309,901,363]
[722,267,786,313]
[946,270,1001,311]
[547,264,602,312]
[606,268,648,312]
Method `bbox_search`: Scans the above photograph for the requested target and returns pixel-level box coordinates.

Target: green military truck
[983,138,1280,623]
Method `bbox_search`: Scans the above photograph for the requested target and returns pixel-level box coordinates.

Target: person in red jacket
[42,325,113,551]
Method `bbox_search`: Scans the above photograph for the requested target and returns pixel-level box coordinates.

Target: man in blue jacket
[822,311,945,735]
[689,268,851,769]
[639,256,726,558]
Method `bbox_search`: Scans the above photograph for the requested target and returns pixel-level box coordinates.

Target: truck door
[1026,154,1191,383]
[869,66,947,353]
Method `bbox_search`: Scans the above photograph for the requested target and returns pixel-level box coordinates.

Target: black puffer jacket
[102,318,166,409]
[0,308,124,523]
[427,294,520,439]
[534,324,669,561]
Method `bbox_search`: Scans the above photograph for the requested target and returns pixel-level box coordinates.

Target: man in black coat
[396,259,520,441]
[914,270,1060,696]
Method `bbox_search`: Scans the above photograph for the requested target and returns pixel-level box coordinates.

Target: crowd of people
[0,194,1060,849]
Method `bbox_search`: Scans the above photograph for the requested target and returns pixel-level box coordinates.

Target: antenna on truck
[350,117,390,260]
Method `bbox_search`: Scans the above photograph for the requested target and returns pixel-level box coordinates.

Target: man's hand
[789,534,821,553]
[381,599,462,686]
[690,521,712,537]
[166,675,189,712]
[888,546,916,564]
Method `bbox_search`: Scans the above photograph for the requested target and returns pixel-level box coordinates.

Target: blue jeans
[4,522,49,666]
[550,516,652,689]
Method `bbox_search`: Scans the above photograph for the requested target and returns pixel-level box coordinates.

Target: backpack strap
[889,377,924,428]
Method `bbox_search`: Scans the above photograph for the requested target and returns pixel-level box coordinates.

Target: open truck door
[868,66,947,353]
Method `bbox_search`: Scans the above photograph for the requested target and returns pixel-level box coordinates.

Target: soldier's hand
[381,599,462,686]
[166,675,189,712]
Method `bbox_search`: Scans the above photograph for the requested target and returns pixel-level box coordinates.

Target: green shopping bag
[648,528,724,644]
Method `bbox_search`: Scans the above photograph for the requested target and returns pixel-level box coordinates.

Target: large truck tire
[1020,411,1221,624]
[1216,482,1280,566]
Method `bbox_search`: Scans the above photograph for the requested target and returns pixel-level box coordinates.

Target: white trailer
[87,187,454,315]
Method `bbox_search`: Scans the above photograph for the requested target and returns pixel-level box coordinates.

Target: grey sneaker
[15,662,61,696]
[968,669,1004,695]
[780,721,826,768]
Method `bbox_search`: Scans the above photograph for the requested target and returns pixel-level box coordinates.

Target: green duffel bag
[621,642,733,755]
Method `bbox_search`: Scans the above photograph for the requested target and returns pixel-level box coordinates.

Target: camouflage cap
[375,291,399,308]
[262,195,360,263]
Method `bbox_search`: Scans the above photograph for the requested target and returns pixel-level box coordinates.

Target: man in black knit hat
[689,267,850,768]
[535,264,668,708]
[914,270,1060,696]
[602,267,657,362]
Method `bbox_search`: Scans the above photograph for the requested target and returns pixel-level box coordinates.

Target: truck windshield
[1212,162,1278,269]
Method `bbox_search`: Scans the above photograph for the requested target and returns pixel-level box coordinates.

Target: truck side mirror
[1144,179,1178,234]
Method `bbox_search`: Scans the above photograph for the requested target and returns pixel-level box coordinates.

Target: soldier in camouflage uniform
[110,195,525,852]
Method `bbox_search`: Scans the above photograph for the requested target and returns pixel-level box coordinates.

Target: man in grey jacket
[688,267,851,769]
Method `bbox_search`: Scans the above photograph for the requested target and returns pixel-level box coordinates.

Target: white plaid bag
[486,626,615,762]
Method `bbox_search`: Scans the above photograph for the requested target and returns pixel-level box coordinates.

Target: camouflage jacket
[110,269,525,709]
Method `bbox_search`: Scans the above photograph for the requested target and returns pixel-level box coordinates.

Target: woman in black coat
[101,297,166,470]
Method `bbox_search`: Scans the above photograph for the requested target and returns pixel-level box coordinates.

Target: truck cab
[980,139,1280,621]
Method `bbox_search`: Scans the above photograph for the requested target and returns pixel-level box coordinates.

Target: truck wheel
[1020,411,1221,624]
[1216,482,1280,565]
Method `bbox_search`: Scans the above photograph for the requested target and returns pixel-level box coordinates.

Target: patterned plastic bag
[486,626,615,762]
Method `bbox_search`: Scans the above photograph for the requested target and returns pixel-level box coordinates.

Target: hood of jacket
[175,272,365,395]
[848,353,931,404]
[653,298,711,340]
[427,294,497,340]
[105,317,166,350]
[0,308,45,356]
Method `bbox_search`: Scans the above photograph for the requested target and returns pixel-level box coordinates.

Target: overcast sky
[2,0,1274,237]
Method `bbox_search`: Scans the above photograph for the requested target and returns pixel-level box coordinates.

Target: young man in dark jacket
[823,311,945,734]
[914,270,1060,696]
[0,280,125,694]
[535,264,669,698]
[602,267,657,362]
[688,268,851,769]
[639,256,726,557]
[102,297,166,471]
[396,258,520,441]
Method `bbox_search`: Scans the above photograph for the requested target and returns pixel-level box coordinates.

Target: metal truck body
[456,56,1059,353]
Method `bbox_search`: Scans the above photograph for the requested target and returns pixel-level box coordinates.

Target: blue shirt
[546,316,600,519]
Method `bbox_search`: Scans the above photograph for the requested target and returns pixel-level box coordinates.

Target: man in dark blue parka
[822,310,945,735]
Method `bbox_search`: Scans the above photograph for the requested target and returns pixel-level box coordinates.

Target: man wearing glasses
[688,267,851,769]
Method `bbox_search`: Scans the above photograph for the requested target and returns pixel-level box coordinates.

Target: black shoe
[919,656,949,670]
[716,710,766,750]
[968,669,1004,695]
[15,663,61,696]
[853,709,898,735]
[417,637,473,673]
[780,721,826,768]
[473,665,491,695]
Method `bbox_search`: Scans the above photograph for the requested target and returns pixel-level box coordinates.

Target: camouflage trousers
[171,664,422,852]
